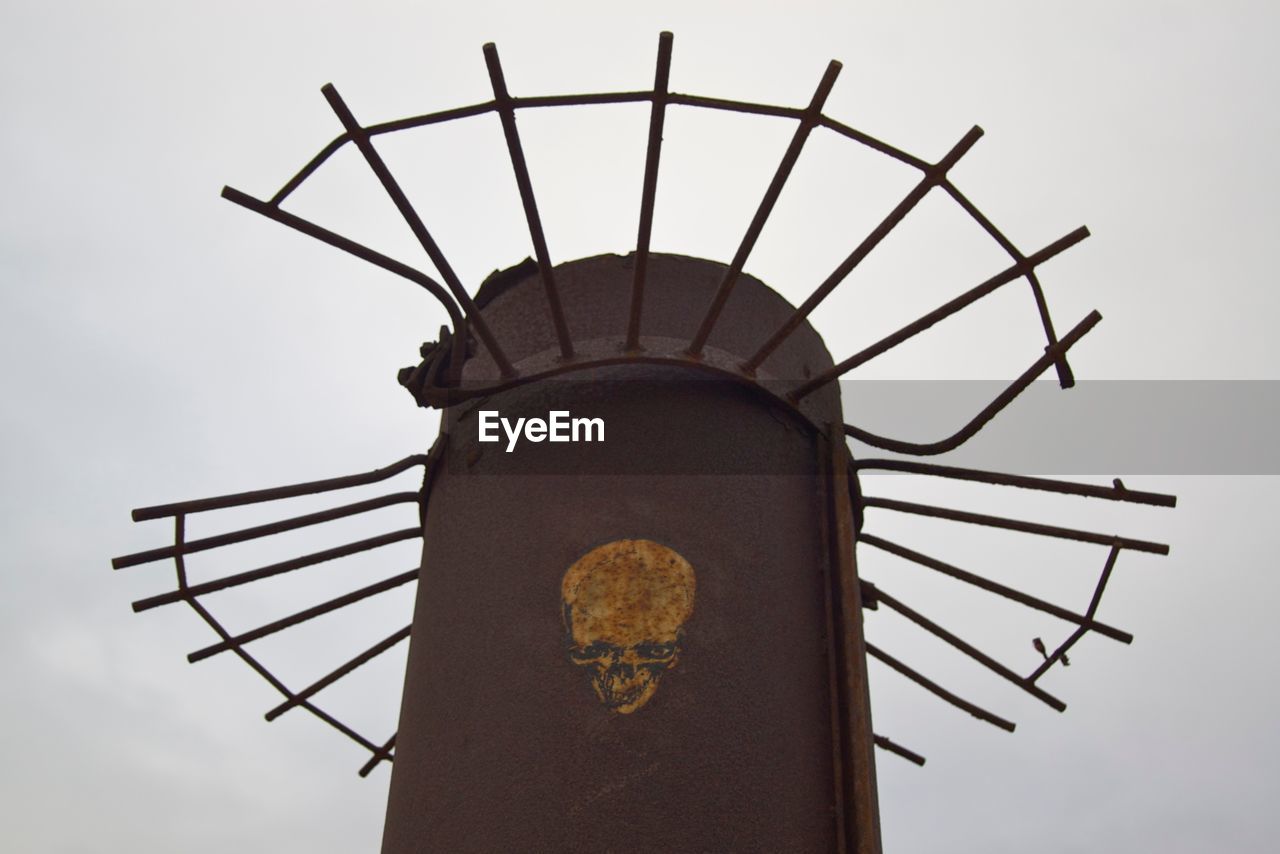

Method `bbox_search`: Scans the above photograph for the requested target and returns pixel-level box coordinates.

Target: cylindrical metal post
[382,254,877,853]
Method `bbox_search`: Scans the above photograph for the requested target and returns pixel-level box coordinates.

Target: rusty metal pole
[382,253,880,853]
[825,422,882,852]
[111,38,1179,851]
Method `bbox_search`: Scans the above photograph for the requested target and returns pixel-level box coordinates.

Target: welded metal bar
[161,475,400,763]
[115,492,418,569]
[863,497,1169,555]
[625,31,674,351]
[687,60,842,357]
[359,733,397,777]
[269,90,928,207]
[221,189,470,372]
[513,91,653,109]
[860,534,1132,643]
[818,452,850,847]
[823,424,883,853]
[132,454,428,521]
[187,568,419,662]
[271,102,499,205]
[132,528,422,612]
[483,42,574,359]
[265,625,412,721]
[852,459,1177,508]
[271,134,349,205]
[1029,545,1123,682]
[871,583,1067,711]
[301,702,379,752]
[666,92,805,120]
[184,585,382,753]
[744,126,985,372]
[364,100,497,136]
[1029,626,1087,683]
[818,115,930,171]
[789,226,1090,401]
[320,84,517,377]
[866,641,1016,732]
[945,183,1074,389]
[1086,544,1122,617]
[873,735,925,767]
[839,309,1101,454]
[173,514,189,588]
[1025,269,1072,387]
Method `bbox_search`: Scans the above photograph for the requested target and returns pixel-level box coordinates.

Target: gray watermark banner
[446,378,1279,475]
[836,380,1279,474]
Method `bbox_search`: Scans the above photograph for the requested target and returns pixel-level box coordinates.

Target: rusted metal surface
[410,252,845,432]
[113,453,438,776]
[823,423,881,854]
[222,29,1098,432]
[562,539,696,714]
[743,126,984,372]
[789,228,1092,403]
[381,255,855,853]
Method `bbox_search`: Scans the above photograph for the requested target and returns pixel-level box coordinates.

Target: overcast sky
[3,2,1277,852]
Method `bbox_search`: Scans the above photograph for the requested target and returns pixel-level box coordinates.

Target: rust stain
[561,539,695,714]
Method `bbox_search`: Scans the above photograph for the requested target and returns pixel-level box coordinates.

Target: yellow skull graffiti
[561,539,696,714]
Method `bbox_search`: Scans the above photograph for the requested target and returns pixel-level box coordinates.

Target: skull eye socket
[633,641,677,661]
[570,641,618,662]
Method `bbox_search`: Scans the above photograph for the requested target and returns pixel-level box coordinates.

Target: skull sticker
[561,539,696,714]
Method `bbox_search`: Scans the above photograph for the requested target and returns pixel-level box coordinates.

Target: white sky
[3,2,1277,852]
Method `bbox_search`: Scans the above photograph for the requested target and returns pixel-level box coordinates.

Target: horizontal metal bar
[852,460,1177,507]
[131,455,428,521]
[744,126,984,372]
[364,100,497,136]
[873,734,926,766]
[789,226,1090,401]
[512,91,653,109]
[115,492,418,569]
[866,641,1016,732]
[863,497,1169,555]
[187,568,419,662]
[871,582,1067,711]
[860,534,1132,643]
[131,528,421,612]
[666,92,805,120]
[840,309,1101,454]
[265,625,412,721]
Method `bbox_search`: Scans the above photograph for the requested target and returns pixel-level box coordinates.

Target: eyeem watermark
[478,410,605,453]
